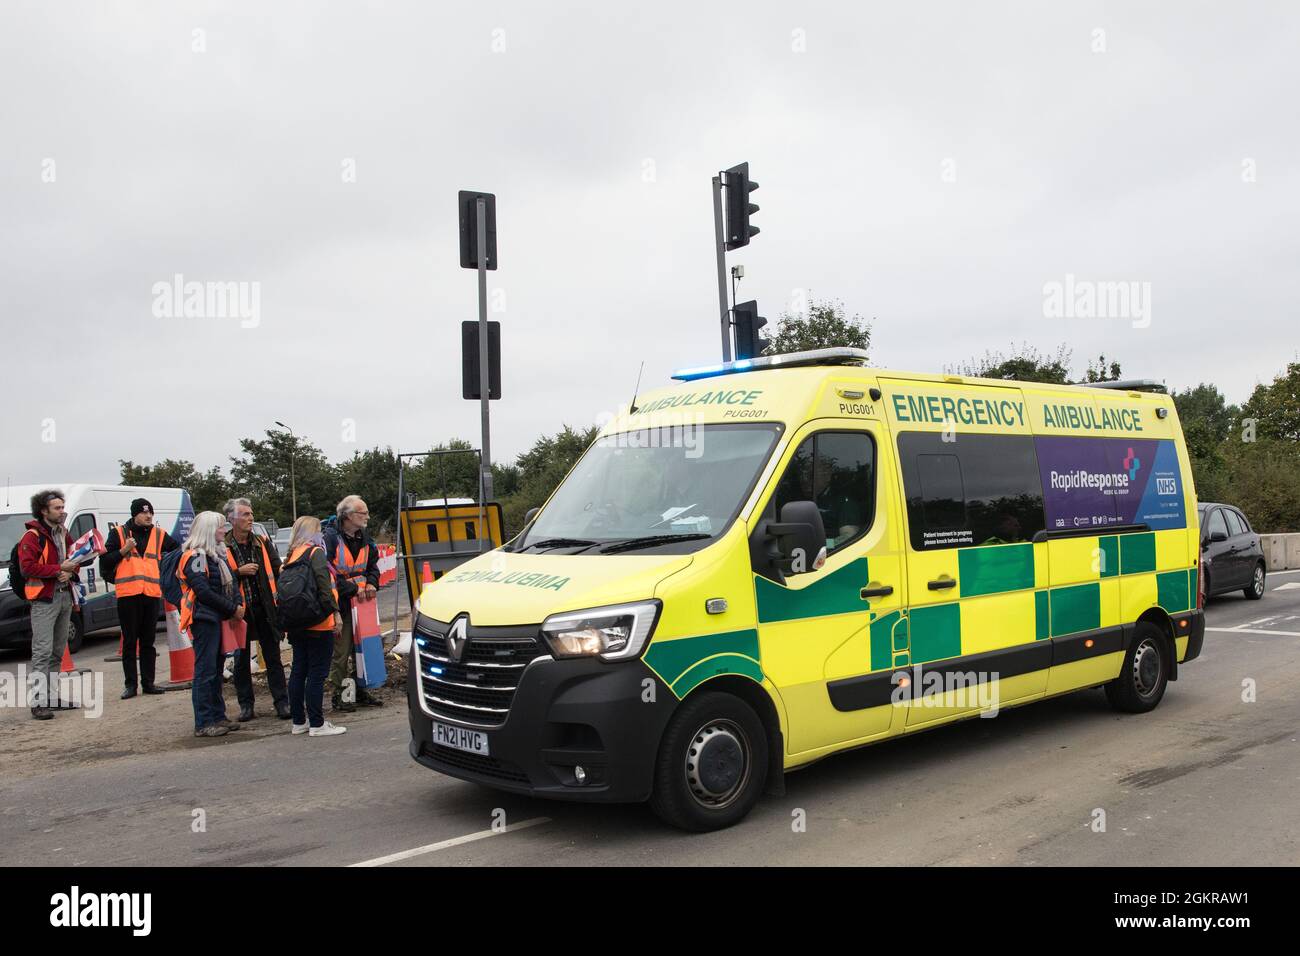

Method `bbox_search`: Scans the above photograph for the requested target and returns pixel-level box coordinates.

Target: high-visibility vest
[22,529,48,601]
[176,549,203,634]
[113,524,164,599]
[288,544,338,632]
[333,536,369,589]
[224,534,278,599]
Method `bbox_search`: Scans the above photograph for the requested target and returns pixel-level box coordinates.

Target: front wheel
[649,691,768,832]
[1243,563,1265,600]
[67,612,85,654]
[1104,622,1169,713]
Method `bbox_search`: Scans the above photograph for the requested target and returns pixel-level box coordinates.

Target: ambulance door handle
[928,578,956,591]
[861,585,893,599]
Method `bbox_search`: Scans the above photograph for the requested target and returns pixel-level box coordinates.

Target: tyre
[1104,622,1169,713]
[67,612,85,654]
[649,691,768,832]
[1243,563,1265,601]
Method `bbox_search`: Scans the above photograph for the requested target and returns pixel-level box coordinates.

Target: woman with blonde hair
[178,511,245,738]
[282,515,346,737]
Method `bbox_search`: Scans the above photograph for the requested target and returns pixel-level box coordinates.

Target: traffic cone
[420,561,435,594]
[161,601,194,689]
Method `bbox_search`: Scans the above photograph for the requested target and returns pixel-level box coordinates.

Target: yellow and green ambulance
[407,348,1205,831]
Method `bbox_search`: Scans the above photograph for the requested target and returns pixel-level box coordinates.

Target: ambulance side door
[750,418,907,757]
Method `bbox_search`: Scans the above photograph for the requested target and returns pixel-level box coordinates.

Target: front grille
[415,618,547,727]
[420,742,530,784]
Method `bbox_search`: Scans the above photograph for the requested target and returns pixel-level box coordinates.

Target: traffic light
[723,162,760,250]
[733,300,768,360]
[461,320,501,399]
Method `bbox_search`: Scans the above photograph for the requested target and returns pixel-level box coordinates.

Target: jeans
[232,605,287,709]
[288,631,333,727]
[190,619,227,731]
[29,589,73,708]
[118,594,160,689]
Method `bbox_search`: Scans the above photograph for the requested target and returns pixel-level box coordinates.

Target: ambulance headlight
[541,600,662,661]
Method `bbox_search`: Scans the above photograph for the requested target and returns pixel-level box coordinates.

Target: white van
[0,484,193,651]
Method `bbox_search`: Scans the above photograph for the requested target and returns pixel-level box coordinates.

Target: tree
[950,343,1072,384]
[334,446,401,536]
[765,297,871,356]
[498,425,599,535]
[950,344,1123,385]
[1240,362,1300,443]
[228,430,334,526]
[119,459,229,513]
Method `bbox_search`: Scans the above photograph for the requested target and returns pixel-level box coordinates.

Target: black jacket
[180,552,243,626]
[100,522,179,586]
[225,530,282,630]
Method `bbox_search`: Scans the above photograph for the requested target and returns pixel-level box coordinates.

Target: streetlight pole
[274,420,297,521]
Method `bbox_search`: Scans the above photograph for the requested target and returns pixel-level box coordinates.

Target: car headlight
[540,600,662,661]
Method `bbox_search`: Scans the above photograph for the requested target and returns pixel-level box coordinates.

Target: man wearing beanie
[100,498,180,698]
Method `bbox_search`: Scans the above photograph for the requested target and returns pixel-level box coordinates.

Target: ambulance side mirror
[524,507,540,527]
[768,501,827,575]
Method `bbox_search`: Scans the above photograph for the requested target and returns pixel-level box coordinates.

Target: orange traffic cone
[162,602,194,688]
[60,645,76,673]
[420,561,435,596]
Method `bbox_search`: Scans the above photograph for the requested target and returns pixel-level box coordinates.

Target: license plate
[432,720,489,755]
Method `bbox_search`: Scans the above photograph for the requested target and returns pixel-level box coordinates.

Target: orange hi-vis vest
[333,536,369,590]
[288,544,338,632]
[114,524,164,599]
[176,549,202,634]
[224,533,278,599]
[22,529,50,601]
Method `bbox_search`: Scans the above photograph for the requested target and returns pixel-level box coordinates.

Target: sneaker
[309,721,347,737]
[194,724,229,738]
[219,719,241,732]
[291,722,309,735]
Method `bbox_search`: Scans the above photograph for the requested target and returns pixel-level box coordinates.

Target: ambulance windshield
[514,423,781,553]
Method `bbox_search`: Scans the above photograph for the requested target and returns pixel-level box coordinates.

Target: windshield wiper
[599,533,713,554]
[521,537,600,552]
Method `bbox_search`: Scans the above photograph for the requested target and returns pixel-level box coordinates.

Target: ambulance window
[773,431,875,553]
[898,432,1046,550]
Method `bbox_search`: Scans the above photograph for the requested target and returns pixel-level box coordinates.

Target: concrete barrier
[1260,534,1289,572]
[1286,533,1300,571]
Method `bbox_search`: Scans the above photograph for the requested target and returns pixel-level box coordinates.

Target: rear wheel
[67,612,85,654]
[1104,622,1169,713]
[1243,563,1265,600]
[649,691,767,832]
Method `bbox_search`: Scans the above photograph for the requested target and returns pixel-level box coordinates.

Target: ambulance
[407,349,1204,831]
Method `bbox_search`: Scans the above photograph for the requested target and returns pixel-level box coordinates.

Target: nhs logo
[1155,477,1177,496]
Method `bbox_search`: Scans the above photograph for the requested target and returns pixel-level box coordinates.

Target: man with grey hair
[222,497,289,721]
[323,495,382,711]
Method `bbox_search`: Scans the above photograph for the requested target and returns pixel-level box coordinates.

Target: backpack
[276,548,333,630]
[159,548,186,608]
[7,533,32,599]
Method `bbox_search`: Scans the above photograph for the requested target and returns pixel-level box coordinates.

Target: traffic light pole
[476,198,494,502]
[712,174,733,362]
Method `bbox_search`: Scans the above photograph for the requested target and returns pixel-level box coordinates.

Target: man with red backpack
[17,489,83,720]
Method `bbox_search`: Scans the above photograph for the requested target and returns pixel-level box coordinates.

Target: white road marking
[1273,581,1300,591]
[349,816,551,867]
[1207,626,1300,637]
[1247,617,1277,626]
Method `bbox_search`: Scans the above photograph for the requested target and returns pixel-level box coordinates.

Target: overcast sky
[2,1,1297,489]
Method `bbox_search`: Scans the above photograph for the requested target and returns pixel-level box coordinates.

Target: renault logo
[446,617,469,662]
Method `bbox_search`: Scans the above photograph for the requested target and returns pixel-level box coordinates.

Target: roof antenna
[629,361,645,414]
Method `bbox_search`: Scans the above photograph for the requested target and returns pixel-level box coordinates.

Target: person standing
[282,515,346,737]
[178,511,245,738]
[17,490,82,720]
[222,498,289,721]
[100,498,180,699]
[324,495,383,712]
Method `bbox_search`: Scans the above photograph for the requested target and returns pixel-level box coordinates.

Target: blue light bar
[671,347,871,382]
